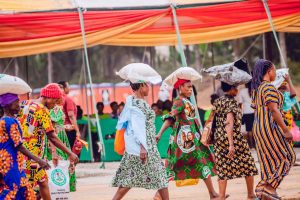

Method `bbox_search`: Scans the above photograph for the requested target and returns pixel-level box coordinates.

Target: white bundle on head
[272,68,289,88]
[204,62,252,86]
[0,74,32,95]
[116,63,162,84]
[163,67,202,88]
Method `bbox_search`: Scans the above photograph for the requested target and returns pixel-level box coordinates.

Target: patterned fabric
[0,117,36,200]
[163,97,216,180]
[283,110,293,130]
[112,98,168,190]
[43,106,76,192]
[213,95,258,180]
[252,81,296,195]
[18,100,55,187]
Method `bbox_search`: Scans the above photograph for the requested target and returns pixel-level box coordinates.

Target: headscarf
[0,93,19,107]
[174,79,190,89]
[40,83,63,99]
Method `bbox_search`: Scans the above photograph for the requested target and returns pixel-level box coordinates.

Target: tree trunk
[184,45,191,66]
[233,39,240,60]
[265,32,273,61]
[279,32,287,68]
[14,58,19,76]
[47,53,53,83]
[194,45,202,71]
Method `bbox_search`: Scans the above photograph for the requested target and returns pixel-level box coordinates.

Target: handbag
[201,110,215,146]
[72,138,88,155]
[114,129,126,155]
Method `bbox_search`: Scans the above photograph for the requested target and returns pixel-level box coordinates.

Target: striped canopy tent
[0,0,299,58]
[1,0,299,163]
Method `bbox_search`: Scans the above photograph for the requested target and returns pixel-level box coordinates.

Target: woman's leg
[157,188,169,200]
[218,179,227,200]
[112,187,131,200]
[245,176,256,199]
[204,176,219,198]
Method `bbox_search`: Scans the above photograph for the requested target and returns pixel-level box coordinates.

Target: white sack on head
[204,63,252,85]
[0,74,32,95]
[116,63,162,84]
[272,68,289,88]
[163,67,202,87]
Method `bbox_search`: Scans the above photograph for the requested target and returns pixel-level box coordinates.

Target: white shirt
[238,88,254,114]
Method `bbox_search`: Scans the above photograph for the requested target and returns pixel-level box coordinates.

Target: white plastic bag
[163,67,202,88]
[116,63,162,84]
[272,68,289,88]
[46,160,70,200]
[0,74,32,95]
[204,63,252,85]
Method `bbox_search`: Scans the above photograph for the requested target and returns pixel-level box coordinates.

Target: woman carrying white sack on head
[111,63,169,200]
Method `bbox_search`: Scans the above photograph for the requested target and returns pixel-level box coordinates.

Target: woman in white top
[238,82,255,148]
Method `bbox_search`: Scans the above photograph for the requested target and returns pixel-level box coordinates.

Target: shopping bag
[46,160,70,200]
[114,129,126,155]
[175,179,199,187]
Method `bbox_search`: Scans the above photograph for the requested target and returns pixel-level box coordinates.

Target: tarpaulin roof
[0,0,299,58]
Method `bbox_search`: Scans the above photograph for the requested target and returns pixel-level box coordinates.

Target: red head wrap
[174,79,190,89]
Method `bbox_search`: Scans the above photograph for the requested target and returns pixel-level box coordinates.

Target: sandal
[262,190,281,200]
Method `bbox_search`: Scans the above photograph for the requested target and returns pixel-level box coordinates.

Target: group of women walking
[112,59,296,200]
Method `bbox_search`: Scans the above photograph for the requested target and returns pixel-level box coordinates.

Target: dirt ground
[70,149,300,200]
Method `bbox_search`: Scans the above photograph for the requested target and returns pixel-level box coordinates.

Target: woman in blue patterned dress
[0,93,50,200]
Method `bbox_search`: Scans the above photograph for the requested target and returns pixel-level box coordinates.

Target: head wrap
[40,83,62,99]
[174,79,190,89]
[0,93,19,107]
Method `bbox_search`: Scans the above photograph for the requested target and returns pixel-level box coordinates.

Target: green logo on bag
[51,169,67,186]
[202,166,211,178]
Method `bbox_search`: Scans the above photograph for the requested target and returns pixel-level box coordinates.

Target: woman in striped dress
[251,59,296,200]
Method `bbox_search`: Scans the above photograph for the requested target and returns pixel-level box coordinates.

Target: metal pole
[171,5,203,130]
[82,50,94,162]
[77,7,105,168]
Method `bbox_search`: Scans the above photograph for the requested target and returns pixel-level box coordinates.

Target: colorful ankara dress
[163,97,216,181]
[112,97,168,189]
[0,117,35,200]
[213,95,258,180]
[282,92,297,130]
[18,100,55,187]
[43,106,76,192]
[252,81,296,195]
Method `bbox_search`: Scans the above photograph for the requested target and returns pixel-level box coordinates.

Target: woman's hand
[283,129,293,142]
[155,133,162,142]
[38,159,51,170]
[227,145,235,159]
[140,145,147,164]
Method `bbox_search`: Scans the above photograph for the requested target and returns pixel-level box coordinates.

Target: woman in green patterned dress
[44,105,76,192]
[112,82,169,200]
[156,79,219,199]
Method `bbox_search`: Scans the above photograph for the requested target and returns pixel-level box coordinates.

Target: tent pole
[77,7,105,168]
[82,50,94,162]
[171,4,203,130]
[261,0,287,68]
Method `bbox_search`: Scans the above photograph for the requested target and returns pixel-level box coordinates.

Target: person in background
[18,83,78,200]
[204,94,219,123]
[278,75,297,130]
[110,101,119,119]
[151,103,163,116]
[238,82,255,149]
[95,102,110,119]
[118,102,125,116]
[251,59,295,199]
[58,81,80,149]
[0,93,50,199]
[156,100,164,113]
[212,82,258,200]
[162,100,172,115]
[76,105,87,121]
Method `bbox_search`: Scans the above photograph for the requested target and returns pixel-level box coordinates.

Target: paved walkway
[71,149,300,200]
